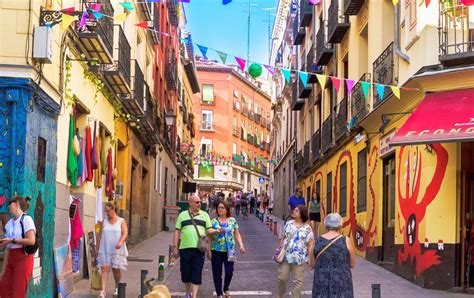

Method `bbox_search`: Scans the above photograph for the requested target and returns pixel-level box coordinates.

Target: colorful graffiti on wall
[396,144,448,276]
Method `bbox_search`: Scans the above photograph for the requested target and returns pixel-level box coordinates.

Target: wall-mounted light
[378,112,412,133]
[165,111,176,128]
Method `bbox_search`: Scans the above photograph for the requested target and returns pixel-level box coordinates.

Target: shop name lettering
[405,126,474,136]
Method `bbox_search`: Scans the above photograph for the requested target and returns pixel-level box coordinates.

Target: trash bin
[164,206,181,232]
[176,201,189,212]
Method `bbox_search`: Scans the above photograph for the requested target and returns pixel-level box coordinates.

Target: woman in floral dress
[277,205,314,298]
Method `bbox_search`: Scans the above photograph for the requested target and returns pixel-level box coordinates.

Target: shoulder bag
[315,235,344,263]
[20,214,39,255]
[189,211,211,260]
[273,222,302,263]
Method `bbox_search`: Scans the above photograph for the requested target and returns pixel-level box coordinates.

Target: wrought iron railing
[311,130,321,161]
[247,134,253,144]
[295,150,304,177]
[303,141,310,170]
[300,0,313,27]
[82,0,114,57]
[334,97,348,141]
[328,0,349,43]
[167,0,178,26]
[134,61,145,107]
[373,42,395,108]
[316,21,333,65]
[344,0,366,15]
[307,44,315,72]
[118,25,131,86]
[321,117,333,154]
[351,73,371,126]
[166,49,177,90]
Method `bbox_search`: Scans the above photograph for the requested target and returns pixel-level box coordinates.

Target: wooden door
[382,156,396,263]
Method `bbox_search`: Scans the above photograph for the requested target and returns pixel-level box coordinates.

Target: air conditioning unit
[33,26,53,64]
[115,181,124,199]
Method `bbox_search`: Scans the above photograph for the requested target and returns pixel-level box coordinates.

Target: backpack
[20,214,40,255]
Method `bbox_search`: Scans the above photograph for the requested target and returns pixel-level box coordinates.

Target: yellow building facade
[286,0,474,291]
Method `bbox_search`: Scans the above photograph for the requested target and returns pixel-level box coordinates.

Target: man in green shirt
[172,195,222,298]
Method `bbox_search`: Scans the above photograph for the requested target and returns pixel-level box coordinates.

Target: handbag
[189,211,212,260]
[315,235,344,263]
[20,214,39,255]
[273,222,303,263]
[91,267,102,290]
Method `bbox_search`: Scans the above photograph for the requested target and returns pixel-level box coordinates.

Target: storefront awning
[389,89,474,146]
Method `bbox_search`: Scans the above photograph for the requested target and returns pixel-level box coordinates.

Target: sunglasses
[191,201,201,204]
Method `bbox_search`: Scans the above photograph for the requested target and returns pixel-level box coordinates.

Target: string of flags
[187,152,280,168]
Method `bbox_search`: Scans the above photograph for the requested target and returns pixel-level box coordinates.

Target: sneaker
[113,288,118,296]
[184,294,192,298]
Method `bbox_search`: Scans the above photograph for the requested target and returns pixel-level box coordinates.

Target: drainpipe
[394,3,410,63]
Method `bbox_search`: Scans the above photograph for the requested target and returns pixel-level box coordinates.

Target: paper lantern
[248,63,263,78]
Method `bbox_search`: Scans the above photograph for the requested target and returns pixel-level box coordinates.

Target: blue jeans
[235,205,240,216]
[211,250,234,295]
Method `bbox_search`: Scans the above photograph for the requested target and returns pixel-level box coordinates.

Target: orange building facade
[193,61,272,195]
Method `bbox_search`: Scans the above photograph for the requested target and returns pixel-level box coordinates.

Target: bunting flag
[216,51,228,64]
[135,21,149,28]
[390,86,400,99]
[61,14,77,31]
[197,44,208,59]
[309,0,321,4]
[79,11,88,30]
[223,0,232,4]
[330,77,341,93]
[316,74,327,89]
[375,84,385,100]
[120,2,135,10]
[345,79,356,97]
[461,0,474,5]
[92,11,104,19]
[361,81,370,99]
[235,56,246,71]
[61,7,75,13]
[114,13,128,21]
[299,71,309,88]
[88,3,101,13]
[264,65,275,76]
[392,0,399,5]
[280,68,291,83]
[425,0,431,7]
[179,37,189,44]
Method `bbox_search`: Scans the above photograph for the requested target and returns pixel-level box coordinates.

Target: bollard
[168,245,175,267]
[118,282,126,298]
[270,219,273,231]
[273,222,278,236]
[158,255,165,281]
[140,270,148,297]
[371,284,381,298]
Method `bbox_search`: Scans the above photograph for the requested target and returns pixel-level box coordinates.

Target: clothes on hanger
[85,125,93,181]
[105,148,114,196]
[70,196,84,250]
[95,186,104,224]
[67,114,78,188]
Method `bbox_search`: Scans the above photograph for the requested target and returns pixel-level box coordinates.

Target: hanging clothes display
[95,185,104,224]
[100,128,107,175]
[105,148,114,196]
[67,115,78,188]
[94,131,103,189]
[91,121,99,170]
[69,197,84,249]
[76,131,85,186]
[85,125,93,181]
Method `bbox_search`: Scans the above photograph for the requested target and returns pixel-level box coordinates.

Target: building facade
[193,60,272,196]
[0,0,188,295]
[275,0,474,291]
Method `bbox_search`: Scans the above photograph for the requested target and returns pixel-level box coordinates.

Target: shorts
[179,248,205,285]
[310,213,321,222]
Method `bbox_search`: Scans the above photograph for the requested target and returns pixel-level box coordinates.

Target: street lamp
[165,111,176,129]
[189,144,195,153]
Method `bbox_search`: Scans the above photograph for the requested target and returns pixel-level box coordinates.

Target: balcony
[241,129,246,141]
[439,2,474,67]
[334,97,348,142]
[101,25,131,95]
[140,86,157,134]
[351,73,370,126]
[254,113,261,124]
[254,137,259,148]
[232,126,239,137]
[300,0,313,27]
[74,0,114,64]
[247,133,253,145]
[321,116,333,154]
[306,45,320,83]
[293,14,305,45]
[147,4,160,45]
[120,61,145,116]
[248,111,255,121]
[303,141,310,171]
[242,106,249,116]
[344,0,366,15]
[373,42,395,108]
[295,150,304,177]
[167,0,179,26]
[311,130,321,162]
[298,65,312,98]
[165,49,177,90]
[138,0,152,21]
[291,83,305,111]
[233,100,240,111]
[328,0,350,44]
[316,22,334,66]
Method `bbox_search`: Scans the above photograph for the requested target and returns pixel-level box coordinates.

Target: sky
[184,0,279,66]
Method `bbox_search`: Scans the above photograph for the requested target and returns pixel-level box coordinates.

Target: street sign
[258,177,265,184]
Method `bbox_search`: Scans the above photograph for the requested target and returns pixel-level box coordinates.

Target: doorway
[459,142,474,289]
[129,159,139,238]
[381,155,396,265]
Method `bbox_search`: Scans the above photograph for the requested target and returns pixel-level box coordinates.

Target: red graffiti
[333,149,377,251]
[397,144,448,276]
[0,194,5,206]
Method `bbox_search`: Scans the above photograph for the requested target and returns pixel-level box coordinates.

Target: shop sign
[380,130,396,157]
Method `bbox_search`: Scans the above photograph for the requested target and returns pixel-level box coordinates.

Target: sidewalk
[70,231,178,298]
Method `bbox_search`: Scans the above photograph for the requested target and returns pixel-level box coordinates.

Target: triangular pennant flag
[345,79,356,97]
[92,11,103,19]
[216,51,227,64]
[79,11,88,30]
[392,0,399,5]
[309,0,321,4]
[280,68,291,83]
[120,2,135,10]
[299,71,309,88]
[223,0,232,4]
[61,14,77,31]
[330,77,341,93]
[425,0,431,7]
[114,13,128,21]
[61,7,75,13]
[88,3,101,13]
[146,0,160,2]
[316,74,327,89]
[235,56,246,71]
[179,0,191,2]
[361,81,370,99]
[390,86,400,99]
[376,84,385,100]
[197,45,208,59]
[264,65,275,76]
[179,37,189,44]
[135,22,148,28]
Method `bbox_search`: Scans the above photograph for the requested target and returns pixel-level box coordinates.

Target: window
[340,162,347,217]
[233,116,238,135]
[357,148,367,212]
[326,172,332,214]
[201,138,212,155]
[37,137,46,182]
[159,159,163,194]
[315,180,321,197]
[201,110,213,130]
[233,143,237,155]
[202,84,214,103]
[154,157,159,191]
[198,165,214,178]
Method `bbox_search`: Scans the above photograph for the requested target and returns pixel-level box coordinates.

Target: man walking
[172,195,222,298]
[287,188,305,217]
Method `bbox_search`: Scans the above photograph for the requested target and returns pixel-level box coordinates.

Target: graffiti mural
[332,148,377,252]
[396,144,448,276]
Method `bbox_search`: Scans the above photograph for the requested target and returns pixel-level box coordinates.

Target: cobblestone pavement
[71,213,470,297]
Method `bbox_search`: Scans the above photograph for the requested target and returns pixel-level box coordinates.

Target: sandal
[98,290,106,298]
[225,291,231,298]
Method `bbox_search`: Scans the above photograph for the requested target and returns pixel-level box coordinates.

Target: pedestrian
[172,195,223,298]
[310,213,356,298]
[249,194,256,215]
[287,188,305,216]
[277,205,314,298]
[268,198,274,215]
[256,193,261,213]
[235,193,241,217]
[202,194,209,213]
[96,201,129,298]
[210,201,246,298]
[0,196,36,298]
[307,192,321,238]
[227,193,233,212]
[263,192,270,214]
